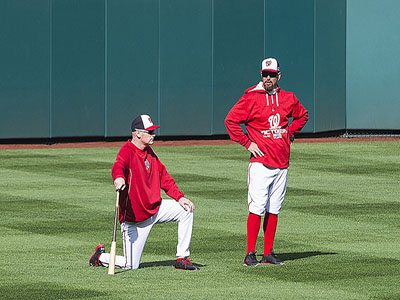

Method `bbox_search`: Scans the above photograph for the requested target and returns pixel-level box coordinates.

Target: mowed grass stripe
[0,141,398,300]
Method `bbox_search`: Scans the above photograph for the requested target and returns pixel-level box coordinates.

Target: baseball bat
[108,189,120,275]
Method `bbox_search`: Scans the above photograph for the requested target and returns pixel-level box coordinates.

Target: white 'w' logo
[268,113,280,129]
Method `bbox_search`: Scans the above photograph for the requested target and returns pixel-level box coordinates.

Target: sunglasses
[262,71,278,78]
[136,129,156,135]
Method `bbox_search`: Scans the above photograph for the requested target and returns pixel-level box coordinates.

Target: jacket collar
[127,139,150,156]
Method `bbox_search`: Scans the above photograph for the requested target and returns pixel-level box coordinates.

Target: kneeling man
[89,114,199,271]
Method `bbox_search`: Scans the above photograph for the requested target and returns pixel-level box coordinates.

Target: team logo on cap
[266,60,272,66]
[148,116,153,124]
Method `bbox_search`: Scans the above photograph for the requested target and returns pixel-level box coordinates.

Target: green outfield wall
[346,0,400,130]
[0,0,399,140]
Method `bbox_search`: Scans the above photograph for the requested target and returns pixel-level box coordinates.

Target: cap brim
[145,125,160,130]
[262,69,279,72]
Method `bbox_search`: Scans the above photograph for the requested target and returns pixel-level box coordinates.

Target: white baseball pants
[248,162,288,215]
[99,199,193,269]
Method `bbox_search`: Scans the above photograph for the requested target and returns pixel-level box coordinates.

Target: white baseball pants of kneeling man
[98,199,193,269]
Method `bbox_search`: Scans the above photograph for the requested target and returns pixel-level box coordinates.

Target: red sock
[263,213,278,255]
[247,213,261,254]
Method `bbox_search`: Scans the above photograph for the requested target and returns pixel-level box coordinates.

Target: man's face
[136,130,156,146]
[261,71,281,92]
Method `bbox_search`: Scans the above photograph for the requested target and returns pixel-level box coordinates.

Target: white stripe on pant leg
[98,253,126,269]
[155,200,193,258]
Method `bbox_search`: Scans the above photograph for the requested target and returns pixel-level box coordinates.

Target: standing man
[225,58,308,266]
[89,114,199,271]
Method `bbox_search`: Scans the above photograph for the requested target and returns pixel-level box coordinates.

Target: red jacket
[111,141,184,223]
[225,82,308,168]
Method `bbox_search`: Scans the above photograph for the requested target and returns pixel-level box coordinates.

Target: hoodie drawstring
[266,93,279,107]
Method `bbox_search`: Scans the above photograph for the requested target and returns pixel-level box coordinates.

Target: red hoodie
[111,141,184,223]
[225,82,308,168]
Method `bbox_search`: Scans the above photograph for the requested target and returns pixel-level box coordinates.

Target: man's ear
[132,131,140,139]
[277,72,282,81]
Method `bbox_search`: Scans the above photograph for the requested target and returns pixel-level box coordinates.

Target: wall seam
[264,0,266,56]
[211,0,214,135]
[104,0,108,137]
[49,0,53,139]
[344,0,347,131]
[158,0,161,133]
[313,0,316,133]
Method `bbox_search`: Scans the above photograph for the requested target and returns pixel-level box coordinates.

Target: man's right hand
[114,177,126,191]
[248,142,265,158]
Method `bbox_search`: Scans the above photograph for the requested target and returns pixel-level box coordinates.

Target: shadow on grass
[113,268,131,274]
[139,260,205,269]
[274,251,337,261]
[0,282,107,300]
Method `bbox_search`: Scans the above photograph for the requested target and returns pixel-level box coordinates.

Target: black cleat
[174,258,199,271]
[89,244,105,266]
[260,249,284,265]
[243,251,260,266]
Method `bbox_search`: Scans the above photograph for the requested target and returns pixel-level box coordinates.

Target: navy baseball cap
[131,114,160,131]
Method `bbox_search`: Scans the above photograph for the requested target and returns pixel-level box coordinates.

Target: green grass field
[0,140,399,300]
